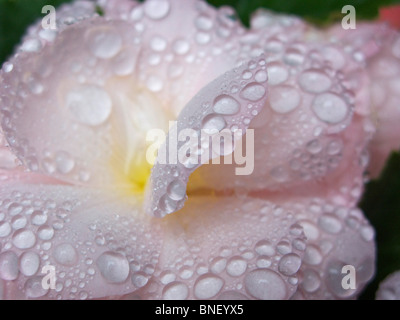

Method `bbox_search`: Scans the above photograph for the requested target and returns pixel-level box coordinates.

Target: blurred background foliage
[1,0,400,300]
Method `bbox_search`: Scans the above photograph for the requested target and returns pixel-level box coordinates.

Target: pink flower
[0,0,398,300]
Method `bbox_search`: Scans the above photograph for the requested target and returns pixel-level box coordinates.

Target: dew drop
[53,243,78,267]
[360,225,375,242]
[195,14,213,30]
[318,214,342,234]
[304,245,323,266]
[202,114,226,131]
[173,39,190,55]
[269,85,300,114]
[24,276,48,298]
[144,0,170,20]
[194,274,224,299]
[31,210,47,226]
[226,256,247,277]
[210,257,227,274]
[87,27,122,59]
[267,62,288,85]
[3,62,13,73]
[150,36,167,52]
[301,269,321,293]
[240,83,266,101]
[158,195,177,215]
[19,252,40,276]
[0,251,19,280]
[299,70,332,93]
[131,272,149,288]
[255,240,275,256]
[245,269,287,300]
[96,251,129,283]
[12,229,36,249]
[66,85,112,126]
[213,95,240,115]
[166,180,186,201]
[255,70,268,83]
[163,281,189,300]
[312,93,349,124]
[38,225,54,241]
[0,221,11,237]
[278,253,301,276]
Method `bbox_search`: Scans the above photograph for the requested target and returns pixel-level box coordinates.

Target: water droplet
[202,114,226,131]
[3,62,13,73]
[158,195,177,215]
[0,251,19,280]
[255,70,268,83]
[166,180,186,201]
[298,220,320,241]
[12,229,36,249]
[269,85,300,114]
[240,83,266,102]
[270,166,289,182]
[194,274,224,299]
[210,257,227,274]
[8,203,23,216]
[19,252,40,276]
[150,36,167,52]
[267,62,288,85]
[146,75,164,92]
[53,243,78,267]
[276,240,291,255]
[196,32,211,45]
[24,276,48,298]
[55,151,75,174]
[96,251,129,283]
[213,95,240,115]
[301,269,321,293]
[173,39,190,55]
[312,93,349,124]
[131,272,149,288]
[360,225,374,242]
[163,281,189,300]
[318,214,342,234]
[38,225,54,240]
[306,139,322,155]
[284,48,304,66]
[278,253,301,276]
[304,245,322,266]
[21,39,42,52]
[195,14,213,30]
[299,70,332,93]
[66,85,112,126]
[0,221,11,237]
[226,256,247,277]
[255,240,275,256]
[326,260,356,298]
[113,49,136,76]
[244,269,287,300]
[144,0,170,19]
[160,271,176,285]
[87,27,122,59]
[31,210,47,226]
[327,139,343,155]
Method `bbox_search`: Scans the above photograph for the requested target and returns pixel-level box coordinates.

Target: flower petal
[146,56,269,217]
[128,195,307,300]
[327,23,400,178]
[0,174,163,299]
[376,271,400,300]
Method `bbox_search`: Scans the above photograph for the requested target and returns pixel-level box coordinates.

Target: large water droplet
[38,225,54,240]
[202,114,226,131]
[244,269,287,300]
[301,269,321,293]
[24,276,48,298]
[267,62,288,85]
[318,214,342,234]
[66,85,112,126]
[166,180,186,201]
[53,243,78,267]
[87,27,122,59]
[226,256,247,277]
[213,95,240,115]
[304,245,323,266]
[240,83,266,102]
[194,274,224,299]
[269,85,300,114]
[162,281,189,300]
[96,251,130,283]
[299,70,332,93]
[195,14,213,30]
[312,93,349,124]
[19,251,40,276]
[31,210,47,226]
[278,253,301,276]
[0,221,11,237]
[255,240,275,256]
[144,0,170,20]
[12,229,36,249]
[0,251,19,280]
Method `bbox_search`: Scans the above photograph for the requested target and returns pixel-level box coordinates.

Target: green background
[1,0,400,299]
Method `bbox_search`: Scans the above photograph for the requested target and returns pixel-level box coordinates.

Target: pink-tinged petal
[328,23,400,178]
[0,175,163,299]
[123,196,306,300]
[185,40,372,207]
[146,56,269,217]
[287,197,375,299]
[376,271,400,300]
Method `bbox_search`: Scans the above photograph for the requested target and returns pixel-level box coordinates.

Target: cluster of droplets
[149,57,268,218]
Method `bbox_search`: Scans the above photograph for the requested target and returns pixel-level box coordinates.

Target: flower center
[106,77,171,195]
